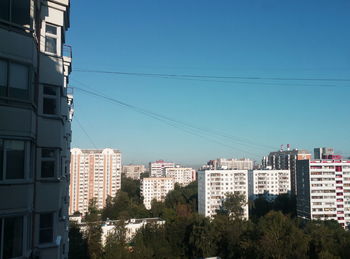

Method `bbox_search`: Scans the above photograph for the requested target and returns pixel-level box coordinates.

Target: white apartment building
[296,159,350,228]
[69,148,121,215]
[141,177,175,209]
[0,1,73,258]
[198,170,249,219]
[122,164,145,180]
[206,158,254,170]
[248,169,291,200]
[149,160,175,177]
[165,167,196,186]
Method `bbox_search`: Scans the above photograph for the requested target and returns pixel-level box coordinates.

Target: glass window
[39,213,53,244]
[12,0,30,26]
[45,24,58,54]
[41,149,55,178]
[0,60,8,97]
[5,140,24,179]
[0,0,10,21]
[43,86,58,115]
[9,63,28,99]
[2,216,23,259]
[0,140,3,177]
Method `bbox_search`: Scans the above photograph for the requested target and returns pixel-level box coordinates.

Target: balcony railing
[63,44,72,59]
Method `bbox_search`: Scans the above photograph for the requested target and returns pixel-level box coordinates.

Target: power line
[71,84,270,157]
[73,68,350,83]
[74,115,98,149]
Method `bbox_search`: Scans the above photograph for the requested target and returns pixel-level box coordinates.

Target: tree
[104,221,130,259]
[256,211,309,259]
[217,192,247,220]
[68,222,89,259]
[85,199,103,259]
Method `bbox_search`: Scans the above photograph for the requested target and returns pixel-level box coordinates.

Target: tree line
[69,176,350,259]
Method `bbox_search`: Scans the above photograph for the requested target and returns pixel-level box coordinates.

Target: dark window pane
[43,98,56,114]
[45,36,57,54]
[5,140,25,179]
[41,161,55,178]
[46,24,57,35]
[9,63,28,100]
[0,140,3,179]
[0,60,8,97]
[12,0,30,26]
[0,0,10,21]
[44,86,56,96]
[42,148,55,158]
[39,213,53,244]
[3,217,23,259]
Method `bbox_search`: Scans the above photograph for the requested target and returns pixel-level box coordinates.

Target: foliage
[68,222,89,259]
[85,199,103,259]
[217,192,247,219]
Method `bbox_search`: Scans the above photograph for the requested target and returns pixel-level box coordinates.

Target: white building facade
[248,169,291,200]
[296,159,350,228]
[149,160,175,177]
[141,177,175,209]
[0,1,73,258]
[69,148,121,215]
[165,167,196,186]
[122,164,145,180]
[198,170,249,219]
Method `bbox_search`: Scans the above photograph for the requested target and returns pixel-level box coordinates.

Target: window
[0,216,23,258]
[43,86,58,115]
[0,139,27,181]
[0,60,29,100]
[39,213,54,244]
[0,0,30,27]
[41,148,56,178]
[45,24,59,54]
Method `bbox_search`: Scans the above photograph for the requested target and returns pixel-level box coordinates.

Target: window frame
[0,215,27,259]
[44,23,60,55]
[0,59,32,101]
[38,212,55,245]
[0,0,31,29]
[40,148,58,179]
[0,139,31,183]
[42,85,60,116]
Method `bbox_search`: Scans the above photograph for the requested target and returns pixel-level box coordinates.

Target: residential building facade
[0,1,73,258]
[122,164,145,180]
[149,160,175,177]
[165,167,196,186]
[296,159,350,228]
[248,169,291,200]
[198,170,249,219]
[206,158,254,170]
[267,146,311,194]
[141,177,175,209]
[69,148,121,215]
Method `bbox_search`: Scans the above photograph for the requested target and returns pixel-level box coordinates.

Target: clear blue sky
[68,0,350,167]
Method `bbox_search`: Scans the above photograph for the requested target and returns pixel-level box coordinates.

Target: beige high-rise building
[69,148,121,215]
[0,1,73,258]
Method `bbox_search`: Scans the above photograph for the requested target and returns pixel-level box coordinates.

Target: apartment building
[149,160,175,177]
[296,158,350,228]
[198,170,249,219]
[206,158,254,170]
[165,167,196,186]
[141,177,175,209]
[267,145,311,194]
[122,164,145,180]
[0,1,73,258]
[248,169,291,200]
[69,148,121,215]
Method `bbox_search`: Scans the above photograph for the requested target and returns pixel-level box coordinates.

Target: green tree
[104,221,130,259]
[256,211,309,259]
[68,222,89,259]
[85,199,103,259]
[217,192,247,220]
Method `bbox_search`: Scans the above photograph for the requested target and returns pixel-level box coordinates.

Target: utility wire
[74,115,98,149]
[72,84,269,157]
[73,69,350,83]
